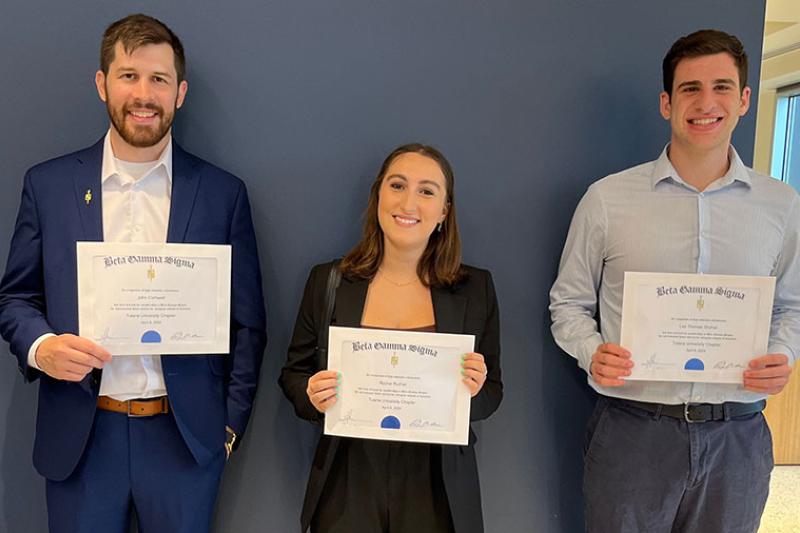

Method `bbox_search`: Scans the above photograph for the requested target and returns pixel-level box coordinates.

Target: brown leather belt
[97,396,169,417]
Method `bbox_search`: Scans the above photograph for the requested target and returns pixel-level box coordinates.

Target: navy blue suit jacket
[0,138,267,481]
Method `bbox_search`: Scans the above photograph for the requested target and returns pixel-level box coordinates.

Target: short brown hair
[100,14,186,82]
[340,144,467,287]
[663,29,748,95]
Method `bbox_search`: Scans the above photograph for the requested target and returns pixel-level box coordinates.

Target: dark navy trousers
[583,396,773,533]
[45,409,225,533]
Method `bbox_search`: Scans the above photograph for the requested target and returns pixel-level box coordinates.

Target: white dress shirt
[28,131,173,400]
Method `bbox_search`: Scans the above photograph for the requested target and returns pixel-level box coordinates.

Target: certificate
[77,242,231,355]
[621,272,775,383]
[324,326,474,445]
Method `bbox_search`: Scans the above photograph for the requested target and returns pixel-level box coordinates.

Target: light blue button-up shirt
[549,146,800,404]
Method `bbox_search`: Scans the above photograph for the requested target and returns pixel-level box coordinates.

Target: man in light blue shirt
[550,29,800,533]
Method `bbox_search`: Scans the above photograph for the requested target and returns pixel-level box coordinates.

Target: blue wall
[0,1,765,532]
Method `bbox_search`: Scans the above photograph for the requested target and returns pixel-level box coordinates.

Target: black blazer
[280,261,502,533]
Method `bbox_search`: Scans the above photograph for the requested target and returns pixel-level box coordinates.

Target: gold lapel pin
[84,189,92,205]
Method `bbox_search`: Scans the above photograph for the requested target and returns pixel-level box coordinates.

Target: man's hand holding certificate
[323,327,474,445]
[619,272,776,383]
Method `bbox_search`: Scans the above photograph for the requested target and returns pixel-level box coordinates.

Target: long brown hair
[340,143,467,287]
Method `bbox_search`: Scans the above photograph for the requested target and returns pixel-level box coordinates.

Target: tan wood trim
[764,367,800,464]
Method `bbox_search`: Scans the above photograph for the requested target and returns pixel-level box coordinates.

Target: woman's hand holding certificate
[460,352,488,396]
[307,370,340,412]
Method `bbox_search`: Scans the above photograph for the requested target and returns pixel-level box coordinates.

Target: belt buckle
[127,400,146,418]
[126,398,165,417]
[683,403,702,423]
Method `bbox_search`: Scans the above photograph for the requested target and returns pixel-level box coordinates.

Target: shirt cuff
[27,333,56,371]
[579,334,604,373]
[768,343,796,366]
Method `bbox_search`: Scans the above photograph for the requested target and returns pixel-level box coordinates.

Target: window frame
[771,82,800,184]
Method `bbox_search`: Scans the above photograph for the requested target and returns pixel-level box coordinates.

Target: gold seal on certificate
[620,272,775,383]
[77,242,231,355]
[324,326,474,445]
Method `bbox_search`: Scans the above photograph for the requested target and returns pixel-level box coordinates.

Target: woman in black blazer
[280,144,502,533]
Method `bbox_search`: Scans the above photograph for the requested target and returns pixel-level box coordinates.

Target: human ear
[176,80,188,109]
[95,70,107,102]
[659,91,671,120]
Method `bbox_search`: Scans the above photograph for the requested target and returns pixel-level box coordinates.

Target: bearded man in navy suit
[0,14,266,533]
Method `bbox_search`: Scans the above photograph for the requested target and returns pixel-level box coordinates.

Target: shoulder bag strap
[317,260,342,368]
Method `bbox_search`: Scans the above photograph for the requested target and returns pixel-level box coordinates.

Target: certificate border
[77,242,231,355]
[620,272,775,383]
[324,326,474,445]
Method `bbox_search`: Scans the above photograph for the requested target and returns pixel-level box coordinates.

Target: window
[771,83,800,191]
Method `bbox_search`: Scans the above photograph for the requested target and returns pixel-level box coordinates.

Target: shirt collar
[101,129,173,186]
[650,144,752,191]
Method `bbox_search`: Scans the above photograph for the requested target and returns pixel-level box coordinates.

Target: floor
[759,466,800,532]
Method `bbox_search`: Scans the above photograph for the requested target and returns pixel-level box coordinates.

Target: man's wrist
[581,335,603,373]
[767,343,795,366]
[27,333,56,371]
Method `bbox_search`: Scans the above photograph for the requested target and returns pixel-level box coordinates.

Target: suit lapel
[71,139,105,394]
[432,286,467,334]
[162,143,200,376]
[333,276,369,327]
[167,143,200,243]
[73,139,104,242]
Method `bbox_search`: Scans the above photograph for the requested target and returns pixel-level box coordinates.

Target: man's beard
[107,99,176,148]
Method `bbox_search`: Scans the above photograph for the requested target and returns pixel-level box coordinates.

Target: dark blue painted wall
[0,1,764,531]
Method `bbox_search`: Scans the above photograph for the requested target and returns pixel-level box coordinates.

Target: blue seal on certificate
[684,358,705,371]
[380,416,401,429]
[141,330,162,343]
